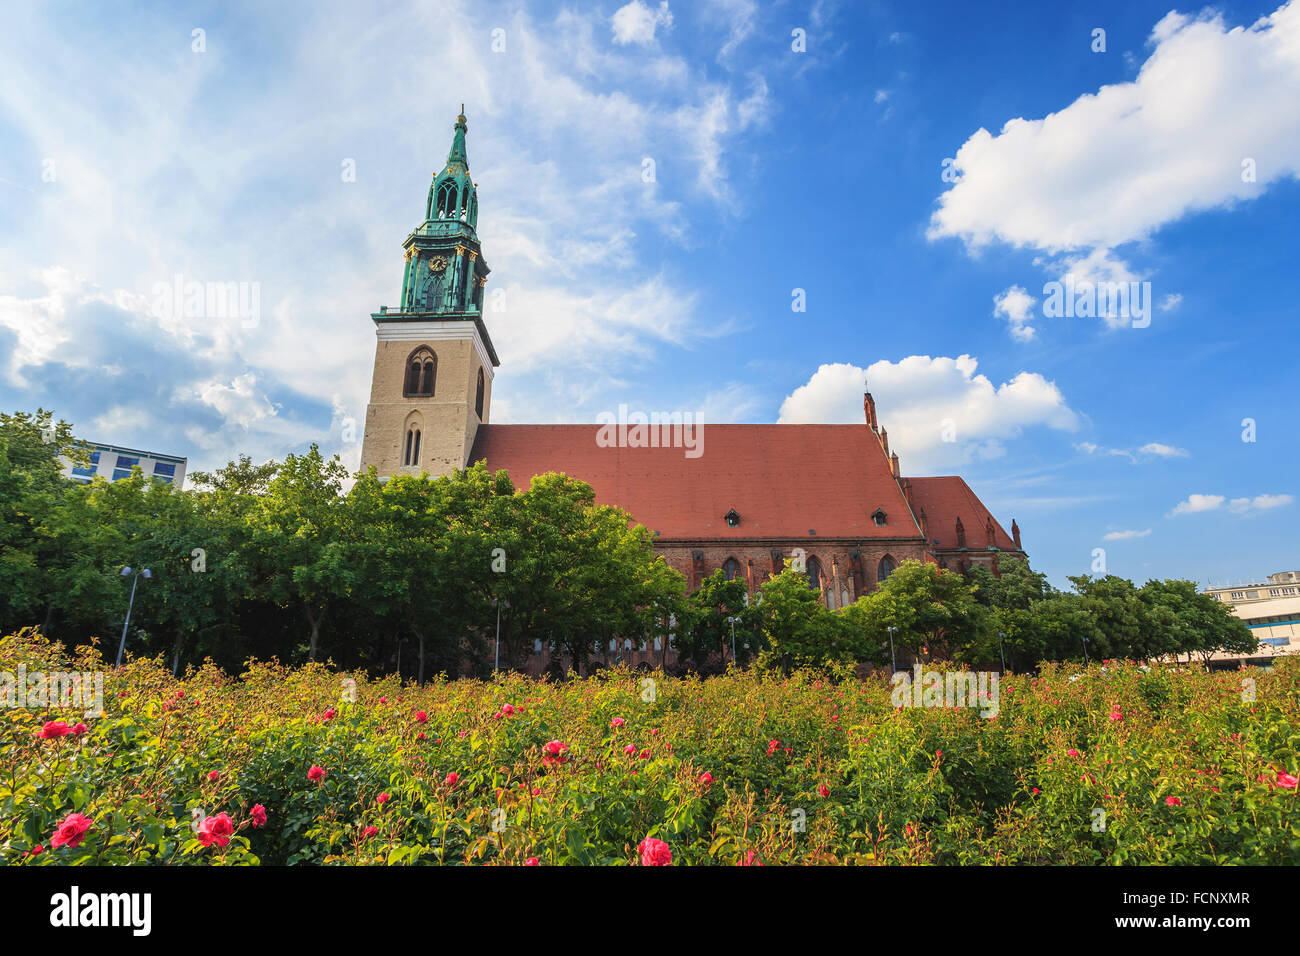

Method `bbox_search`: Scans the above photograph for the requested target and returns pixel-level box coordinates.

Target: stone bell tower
[360,107,500,478]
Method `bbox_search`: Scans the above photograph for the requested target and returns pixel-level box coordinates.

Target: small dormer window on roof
[872,508,887,526]
[724,508,740,528]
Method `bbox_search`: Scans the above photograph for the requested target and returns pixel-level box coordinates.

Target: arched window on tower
[403,427,422,467]
[403,347,436,397]
[878,554,896,584]
[475,367,485,418]
[437,181,457,219]
[722,557,741,581]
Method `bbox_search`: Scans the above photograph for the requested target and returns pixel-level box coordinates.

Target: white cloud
[1138,442,1188,458]
[1229,493,1295,514]
[874,89,890,103]
[929,3,1300,277]
[1158,293,1183,312]
[776,356,1080,471]
[611,1,674,47]
[1169,493,1227,516]
[1103,528,1152,540]
[1076,440,1189,463]
[1170,492,1292,516]
[187,374,279,430]
[992,285,1038,341]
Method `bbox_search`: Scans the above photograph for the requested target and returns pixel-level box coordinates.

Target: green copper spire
[395,105,490,316]
[425,107,478,228]
[447,104,469,169]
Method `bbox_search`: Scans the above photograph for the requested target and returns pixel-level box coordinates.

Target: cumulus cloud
[1169,492,1294,516]
[776,356,1080,471]
[992,285,1038,341]
[930,2,1300,292]
[611,1,674,46]
[1103,529,1152,540]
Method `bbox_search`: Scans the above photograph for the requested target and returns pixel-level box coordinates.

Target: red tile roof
[469,424,925,541]
[905,476,1017,551]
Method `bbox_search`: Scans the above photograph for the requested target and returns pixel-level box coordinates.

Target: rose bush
[1,630,1296,865]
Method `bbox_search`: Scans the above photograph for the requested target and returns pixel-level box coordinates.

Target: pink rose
[524,857,540,866]
[250,804,268,827]
[377,792,391,805]
[37,721,72,739]
[197,812,235,848]
[1165,795,1181,806]
[698,772,713,787]
[610,717,625,729]
[638,836,672,866]
[415,710,428,723]
[50,812,94,849]
[445,772,459,787]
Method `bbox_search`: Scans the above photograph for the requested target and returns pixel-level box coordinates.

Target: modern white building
[60,442,188,488]
[1201,572,1300,667]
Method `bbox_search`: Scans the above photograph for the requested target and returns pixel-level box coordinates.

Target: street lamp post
[115,567,151,667]
[726,616,737,662]
[491,597,504,673]
[1081,635,1091,665]
[886,626,898,675]
[998,631,1008,675]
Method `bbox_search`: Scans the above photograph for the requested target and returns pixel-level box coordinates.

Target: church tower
[359,108,500,478]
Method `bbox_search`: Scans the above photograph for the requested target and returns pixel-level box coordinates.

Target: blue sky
[1,0,1297,589]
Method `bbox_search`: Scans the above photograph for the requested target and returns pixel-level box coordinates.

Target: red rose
[524,857,540,866]
[377,792,391,805]
[197,812,235,848]
[308,765,326,782]
[250,804,268,827]
[415,710,428,723]
[37,721,72,739]
[363,825,379,840]
[637,836,672,866]
[445,772,459,787]
[50,812,94,849]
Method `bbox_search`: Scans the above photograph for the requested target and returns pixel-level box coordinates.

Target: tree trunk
[414,629,426,684]
[42,603,55,635]
[306,608,322,661]
[171,632,184,675]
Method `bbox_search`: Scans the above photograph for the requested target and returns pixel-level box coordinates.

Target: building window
[475,367,485,418]
[806,556,823,592]
[437,181,457,219]
[403,347,437,397]
[872,508,887,526]
[878,555,896,583]
[725,508,741,527]
[111,456,139,482]
[403,428,421,466]
[71,451,100,478]
[152,462,176,484]
[722,557,741,581]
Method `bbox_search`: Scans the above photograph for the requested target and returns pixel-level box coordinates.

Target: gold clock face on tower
[428,256,448,272]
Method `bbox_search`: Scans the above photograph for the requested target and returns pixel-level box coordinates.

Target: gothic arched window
[404,347,436,397]
[475,367,485,418]
[437,181,457,219]
[722,557,741,581]
[403,427,422,466]
[878,554,896,584]
[806,556,823,592]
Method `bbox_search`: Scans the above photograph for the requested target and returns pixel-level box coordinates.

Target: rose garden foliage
[2,629,1296,865]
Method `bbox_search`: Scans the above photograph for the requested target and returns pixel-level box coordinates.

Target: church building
[359,112,1026,627]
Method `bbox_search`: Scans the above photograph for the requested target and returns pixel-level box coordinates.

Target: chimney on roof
[1011,519,1021,550]
[889,450,900,479]
[956,517,966,549]
[880,427,889,458]
[985,516,995,546]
